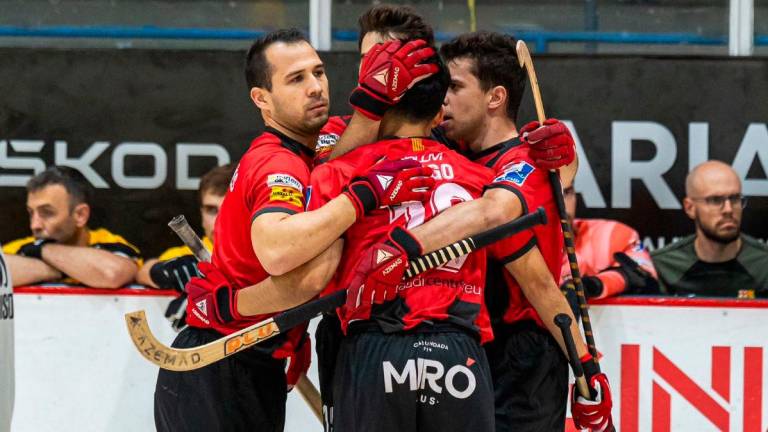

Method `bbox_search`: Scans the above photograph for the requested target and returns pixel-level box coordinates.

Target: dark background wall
[1,48,766,257]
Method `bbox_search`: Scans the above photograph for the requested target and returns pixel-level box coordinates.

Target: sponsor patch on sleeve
[269,186,304,207]
[266,173,303,192]
[493,161,535,186]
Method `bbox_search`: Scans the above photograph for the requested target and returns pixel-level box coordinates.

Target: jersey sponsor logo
[269,186,304,207]
[493,161,535,186]
[382,357,477,399]
[267,173,303,192]
[316,133,339,150]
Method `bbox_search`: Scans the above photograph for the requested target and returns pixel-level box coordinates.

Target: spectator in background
[652,160,768,298]
[136,164,234,330]
[560,176,659,300]
[3,166,141,288]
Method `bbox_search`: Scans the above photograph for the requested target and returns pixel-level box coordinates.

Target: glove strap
[388,226,423,259]
[215,286,237,323]
[345,180,379,217]
[349,88,389,121]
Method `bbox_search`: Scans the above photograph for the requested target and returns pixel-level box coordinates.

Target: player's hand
[185,262,243,328]
[344,159,435,218]
[149,255,200,292]
[349,39,439,120]
[520,118,575,170]
[285,336,312,391]
[18,238,55,259]
[571,355,614,432]
[164,294,188,332]
[342,226,422,327]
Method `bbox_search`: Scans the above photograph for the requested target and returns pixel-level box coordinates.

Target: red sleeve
[486,159,539,263]
[245,153,310,219]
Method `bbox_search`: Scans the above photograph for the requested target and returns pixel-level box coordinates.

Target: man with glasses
[652,160,768,298]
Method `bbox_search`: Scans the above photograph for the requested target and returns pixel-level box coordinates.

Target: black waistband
[346,320,477,339]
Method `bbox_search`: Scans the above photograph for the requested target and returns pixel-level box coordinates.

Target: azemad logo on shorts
[493,161,534,186]
[382,357,477,401]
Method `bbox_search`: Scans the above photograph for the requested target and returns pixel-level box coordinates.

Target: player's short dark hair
[199,164,235,199]
[357,5,434,49]
[387,52,449,123]
[440,31,526,122]
[245,29,309,91]
[26,166,93,210]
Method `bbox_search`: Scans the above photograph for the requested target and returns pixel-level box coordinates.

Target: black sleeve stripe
[93,242,140,258]
[251,206,298,222]
[484,183,529,215]
[499,236,538,264]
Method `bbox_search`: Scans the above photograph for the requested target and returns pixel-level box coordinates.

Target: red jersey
[315,137,495,343]
[560,218,657,298]
[471,137,564,329]
[210,127,313,337]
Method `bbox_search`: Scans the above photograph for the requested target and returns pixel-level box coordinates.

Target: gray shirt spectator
[652,160,768,298]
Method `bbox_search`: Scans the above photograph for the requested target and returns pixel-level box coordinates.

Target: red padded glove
[343,159,435,219]
[185,262,243,329]
[520,118,575,170]
[341,226,422,330]
[571,355,614,432]
[350,39,439,120]
[285,336,311,391]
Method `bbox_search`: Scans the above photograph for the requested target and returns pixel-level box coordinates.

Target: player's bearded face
[26,185,84,244]
[442,58,488,145]
[265,42,330,135]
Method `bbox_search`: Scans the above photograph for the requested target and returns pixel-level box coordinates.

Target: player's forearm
[411,188,521,253]
[41,244,138,288]
[237,240,343,315]
[524,280,588,360]
[506,248,588,361]
[4,254,62,286]
[252,196,356,275]
[136,258,160,288]
[329,112,380,160]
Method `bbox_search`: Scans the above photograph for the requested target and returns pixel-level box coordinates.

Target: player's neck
[70,227,90,247]
[470,115,518,153]
[379,118,432,139]
[263,119,318,149]
[694,231,741,263]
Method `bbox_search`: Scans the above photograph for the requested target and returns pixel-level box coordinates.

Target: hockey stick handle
[554,313,590,398]
[274,207,547,332]
[168,215,212,263]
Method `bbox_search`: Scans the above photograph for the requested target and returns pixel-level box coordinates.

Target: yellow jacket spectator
[3,166,141,288]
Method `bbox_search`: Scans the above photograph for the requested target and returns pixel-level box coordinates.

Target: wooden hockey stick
[125,208,547,372]
[516,40,600,367]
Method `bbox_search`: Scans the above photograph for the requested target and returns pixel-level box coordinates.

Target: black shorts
[154,327,287,432]
[315,313,344,432]
[333,323,494,432]
[484,320,569,432]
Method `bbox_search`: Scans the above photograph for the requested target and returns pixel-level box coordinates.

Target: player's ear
[430,106,445,129]
[488,85,507,111]
[250,87,271,111]
[683,197,696,220]
[72,203,90,228]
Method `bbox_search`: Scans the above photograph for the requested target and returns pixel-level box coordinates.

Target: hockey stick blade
[126,207,546,371]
